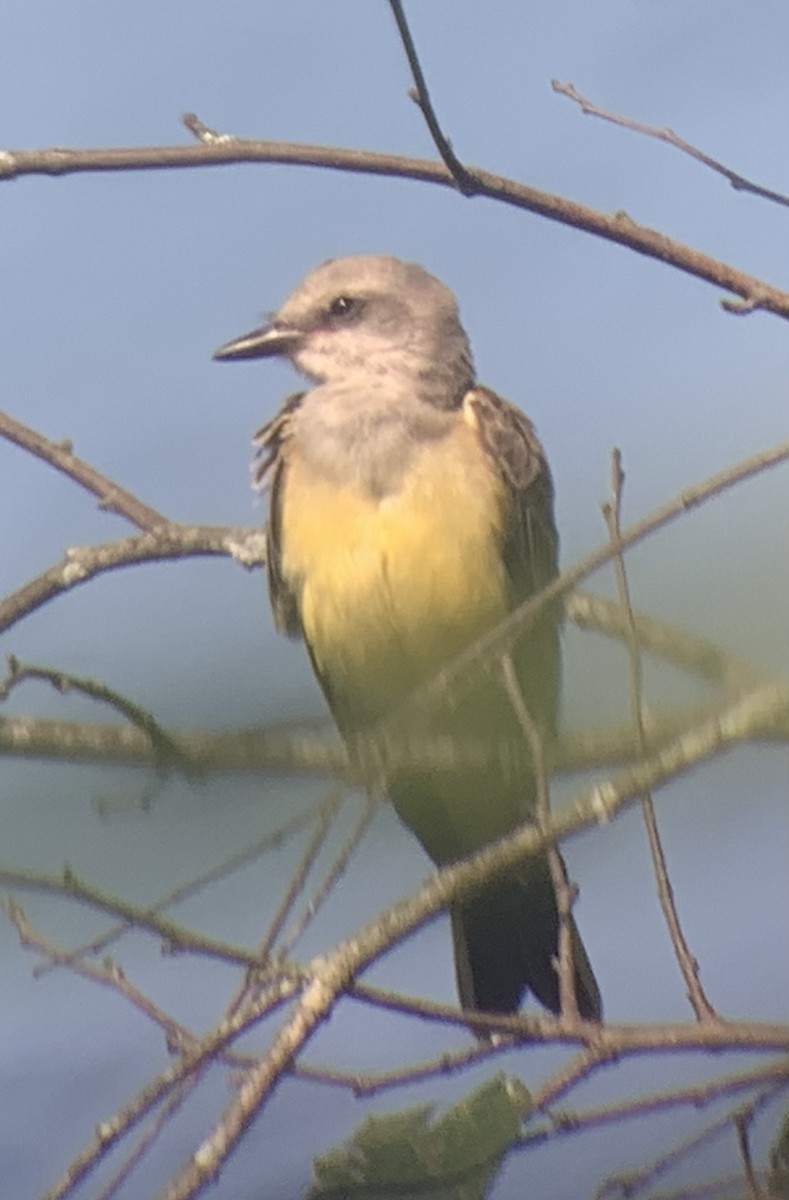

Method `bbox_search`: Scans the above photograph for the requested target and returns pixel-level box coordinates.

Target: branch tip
[182,112,234,146]
[721,294,763,316]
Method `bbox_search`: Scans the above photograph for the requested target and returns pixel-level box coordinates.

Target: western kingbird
[214,256,601,1021]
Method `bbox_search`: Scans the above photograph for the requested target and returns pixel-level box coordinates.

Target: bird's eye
[327,295,362,322]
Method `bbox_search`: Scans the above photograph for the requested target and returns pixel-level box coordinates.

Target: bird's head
[213,255,474,402]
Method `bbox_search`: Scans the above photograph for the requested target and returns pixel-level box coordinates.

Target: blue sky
[1,3,788,1198]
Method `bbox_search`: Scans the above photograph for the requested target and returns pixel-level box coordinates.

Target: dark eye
[327,295,362,322]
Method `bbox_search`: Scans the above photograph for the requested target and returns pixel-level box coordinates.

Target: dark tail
[450,852,601,1020]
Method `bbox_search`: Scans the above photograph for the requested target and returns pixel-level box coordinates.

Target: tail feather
[450,853,601,1020]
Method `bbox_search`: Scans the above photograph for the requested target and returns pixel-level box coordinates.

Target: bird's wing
[465,386,561,733]
[252,392,305,638]
[465,386,559,601]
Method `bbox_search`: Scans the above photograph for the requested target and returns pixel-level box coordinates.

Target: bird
[213,255,601,1022]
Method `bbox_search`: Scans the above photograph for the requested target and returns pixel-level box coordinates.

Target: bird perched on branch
[214,255,601,1021]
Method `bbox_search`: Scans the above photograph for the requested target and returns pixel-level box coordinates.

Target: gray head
[213,256,475,405]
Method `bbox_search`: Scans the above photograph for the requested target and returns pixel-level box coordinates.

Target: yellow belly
[280,422,510,722]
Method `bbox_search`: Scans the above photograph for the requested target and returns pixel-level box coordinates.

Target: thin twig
[552,79,789,210]
[351,979,570,1038]
[595,1085,782,1200]
[220,788,348,1023]
[350,983,789,1053]
[0,409,168,530]
[38,804,319,970]
[601,448,717,1021]
[257,787,346,962]
[735,1109,766,1200]
[499,653,580,1019]
[531,1047,612,1112]
[565,590,768,693]
[404,440,789,722]
[4,899,195,1050]
[293,1038,501,1098]
[40,976,298,1200]
[647,1173,770,1200]
[89,679,789,1196]
[0,864,262,967]
[522,1061,789,1148]
[5,683,787,995]
[387,0,477,195]
[0,657,195,779]
[94,1082,200,1200]
[153,674,789,1200]
[280,792,378,955]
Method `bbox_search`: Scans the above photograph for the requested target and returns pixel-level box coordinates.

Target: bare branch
[33,710,789,1200]
[565,591,768,693]
[352,980,789,1057]
[601,450,716,1021]
[0,409,168,530]
[40,976,298,1200]
[532,1046,612,1112]
[0,864,263,967]
[2,688,786,781]
[595,1085,781,1199]
[293,1038,502,1098]
[553,79,789,210]
[524,1061,789,1148]
[1,136,789,318]
[5,899,195,1050]
[3,576,784,778]
[93,1083,200,1200]
[1,657,195,778]
[40,804,320,971]
[279,792,379,956]
[259,790,345,958]
[153,679,788,1198]
[0,524,265,635]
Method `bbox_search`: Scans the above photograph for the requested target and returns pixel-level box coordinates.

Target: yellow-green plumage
[214,254,601,1022]
[280,417,509,721]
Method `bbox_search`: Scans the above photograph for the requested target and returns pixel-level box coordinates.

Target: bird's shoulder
[462,385,550,494]
[463,385,558,600]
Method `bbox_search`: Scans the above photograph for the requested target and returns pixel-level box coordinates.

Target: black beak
[213,322,302,362]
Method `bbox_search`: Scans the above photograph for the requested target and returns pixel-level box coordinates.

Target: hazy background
[1,2,787,1197]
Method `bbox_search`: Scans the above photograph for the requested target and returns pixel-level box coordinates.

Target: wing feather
[465,386,561,732]
[253,392,305,638]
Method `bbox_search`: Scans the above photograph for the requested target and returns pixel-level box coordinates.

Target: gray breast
[293,383,458,499]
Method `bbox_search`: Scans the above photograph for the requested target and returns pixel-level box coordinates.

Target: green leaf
[307,1073,532,1200]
